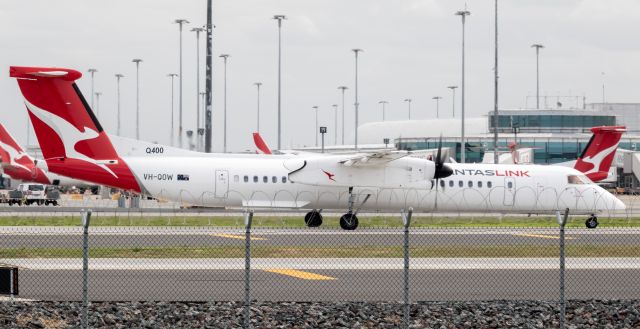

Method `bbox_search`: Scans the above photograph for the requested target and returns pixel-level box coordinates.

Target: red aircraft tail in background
[0,123,50,184]
[253,132,272,154]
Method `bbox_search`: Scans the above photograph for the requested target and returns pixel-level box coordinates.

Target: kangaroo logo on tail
[24,99,118,178]
[574,126,626,182]
[10,66,140,192]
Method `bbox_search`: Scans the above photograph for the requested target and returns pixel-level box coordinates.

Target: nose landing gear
[585,214,598,229]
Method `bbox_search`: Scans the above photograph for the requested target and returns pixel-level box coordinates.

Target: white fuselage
[123,154,625,215]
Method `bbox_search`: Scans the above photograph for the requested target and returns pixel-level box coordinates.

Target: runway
[2,227,639,301]
[0,227,638,248]
[3,258,639,301]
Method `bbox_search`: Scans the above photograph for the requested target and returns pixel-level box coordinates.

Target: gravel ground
[0,300,638,328]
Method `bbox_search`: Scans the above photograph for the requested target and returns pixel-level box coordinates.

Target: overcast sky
[2,0,639,151]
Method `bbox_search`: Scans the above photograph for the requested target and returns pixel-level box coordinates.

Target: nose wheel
[304,210,323,227]
[585,214,598,229]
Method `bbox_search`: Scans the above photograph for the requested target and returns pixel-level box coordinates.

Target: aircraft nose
[613,196,626,211]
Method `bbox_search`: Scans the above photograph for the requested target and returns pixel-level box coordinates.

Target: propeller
[431,136,453,209]
[434,136,453,179]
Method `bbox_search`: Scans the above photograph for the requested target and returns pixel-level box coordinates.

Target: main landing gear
[585,214,598,229]
[304,187,371,231]
[339,187,371,231]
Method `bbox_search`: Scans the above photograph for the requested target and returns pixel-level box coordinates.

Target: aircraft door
[503,177,515,206]
[215,170,229,198]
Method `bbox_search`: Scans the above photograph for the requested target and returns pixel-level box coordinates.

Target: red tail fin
[574,126,626,182]
[10,66,140,192]
[253,132,273,155]
[0,123,50,184]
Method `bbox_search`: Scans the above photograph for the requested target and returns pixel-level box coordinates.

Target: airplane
[10,66,625,230]
[0,122,89,188]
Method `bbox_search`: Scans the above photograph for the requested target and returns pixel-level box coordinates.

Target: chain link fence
[0,193,639,327]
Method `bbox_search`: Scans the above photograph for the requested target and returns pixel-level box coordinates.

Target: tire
[304,211,323,227]
[339,213,359,231]
[585,216,598,229]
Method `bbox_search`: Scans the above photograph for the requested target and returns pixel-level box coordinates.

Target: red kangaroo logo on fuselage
[322,169,336,181]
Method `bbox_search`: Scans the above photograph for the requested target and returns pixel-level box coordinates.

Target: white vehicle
[10,66,625,229]
[9,183,58,206]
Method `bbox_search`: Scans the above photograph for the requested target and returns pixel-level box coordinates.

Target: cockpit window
[568,175,590,185]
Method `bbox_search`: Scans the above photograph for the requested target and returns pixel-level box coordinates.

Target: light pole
[175,18,190,148]
[456,9,471,163]
[115,74,124,136]
[531,43,544,109]
[88,68,97,110]
[205,0,213,153]
[493,0,500,164]
[432,96,442,118]
[199,91,206,150]
[338,86,348,145]
[352,49,363,151]
[192,26,204,150]
[254,82,262,133]
[273,14,286,150]
[378,100,388,121]
[167,73,178,146]
[312,105,319,147]
[94,92,102,117]
[219,54,230,153]
[404,98,412,119]
[332,104,338,145]
[447,86,458,118]
[132,59,143,139]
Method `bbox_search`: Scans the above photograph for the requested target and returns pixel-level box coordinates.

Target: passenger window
[478,181,482,188]
[263,176,268,183]
[449,180,454,187]
[487,181,492,188]
[507,182,513,189]
[233,175,239,183]
[468,181,473,188]
[244,175,249,183]
[272,176,277,183]
[282,176,287,183]
[253,176,258,183]
[440,180,445,188]
[458,180,463,187]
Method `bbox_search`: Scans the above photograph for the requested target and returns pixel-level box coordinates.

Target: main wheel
[585,215,598,229]
[304,211,323,227]
[339,213,359,231]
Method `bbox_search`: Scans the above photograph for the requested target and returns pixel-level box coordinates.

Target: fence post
[244,210,254,329]
[81,209,92,329]
[557,208,569,329]
[402,207,413,329]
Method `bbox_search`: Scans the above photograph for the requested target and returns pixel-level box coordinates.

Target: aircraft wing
[338,150,414,166]
[284,152,436,188]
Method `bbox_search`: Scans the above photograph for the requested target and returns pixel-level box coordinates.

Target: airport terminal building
[357,104,640,190]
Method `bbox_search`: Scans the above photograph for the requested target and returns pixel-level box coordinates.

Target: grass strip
[1,215,639,228]
[1,245,639,258]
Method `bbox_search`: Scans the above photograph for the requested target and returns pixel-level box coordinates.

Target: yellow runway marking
[513,233,575,240]
[263,269,337,280]
[212,234,267,241]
